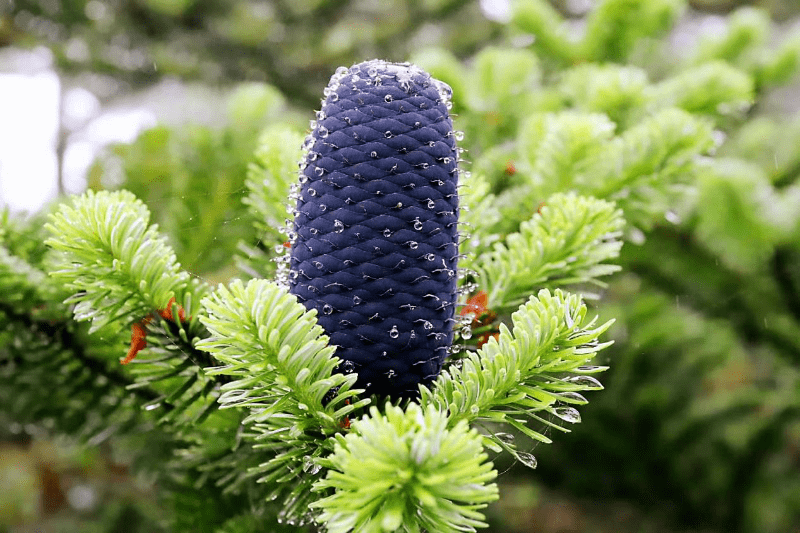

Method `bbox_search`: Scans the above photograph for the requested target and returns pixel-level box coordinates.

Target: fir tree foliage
[44,189,198,334]
[238,125,305,279]
[25,173,619,531]
[470,193,624,313]
[5,0,800,531]
[196,278,369,519]
[26,70,621,531]
[422,289,611,453]
[313,403,498,533]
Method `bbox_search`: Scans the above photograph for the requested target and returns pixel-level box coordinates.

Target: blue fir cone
[289,60,460,399]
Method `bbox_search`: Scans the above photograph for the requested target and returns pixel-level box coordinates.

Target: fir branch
[650,61,754,118]
[0,246,48,309]
[236,125,303,280]
[752,31,800,91]
[44,189,200,333]
[559,64,650,127]
[312,402,498,533]
[690,7,769,67]
[421,289,613,453]
[510,0,577,64]
[474,193,624,313]
[42,189,224,429]
[0,300,163,407]
[591,108,715,198]
[579,0,684,63]
[242,125,304,253]
[459,172,502,260]
[196,279,370,521]
[519,111,617,196]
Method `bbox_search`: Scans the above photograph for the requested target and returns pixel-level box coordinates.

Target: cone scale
[289,60,460,398]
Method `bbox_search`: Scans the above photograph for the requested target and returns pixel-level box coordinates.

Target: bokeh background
[2,0,800,532]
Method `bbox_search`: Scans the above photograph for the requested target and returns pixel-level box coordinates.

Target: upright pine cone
[289,60,460,399]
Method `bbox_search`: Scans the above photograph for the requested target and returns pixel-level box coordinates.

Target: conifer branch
[44,189,201,333]
[238,126,305,278]
[422,289,613,456]
[197,279,370,519]
[650,61,754,118]
[312,403,498,533]
[472,193,623,313]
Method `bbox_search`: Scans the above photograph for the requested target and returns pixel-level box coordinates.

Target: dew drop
[302,456,321,475]
[319,204,327,211]
[423,320,433,330]
[353,295,361,305]
[427,199,435,209]
[368,66,378,77]
[322,304,333,315]
[425,253,435,261]
[384,94,393,102]
[559,391,588,404]
[460,326,472,340]
[495,432,515,445]
[319,125,329,138]
[342,360,355,373]
[386,369,396,378]
[329,92,339,102]
[389,325,399,338]
[413,219,423,230]
[516,452,538,469]
[454,131,465,142]
[383,229,392,237]
[433,79,453,102]
[309,119,317,130]
[408,241,418,249]
[308,188,317,196]
[384,130,393,138]
[553,406,581,424]
[566,375,603,389]
[370,151,378,158]
[316,110,326,121]
[314,167,324,177]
